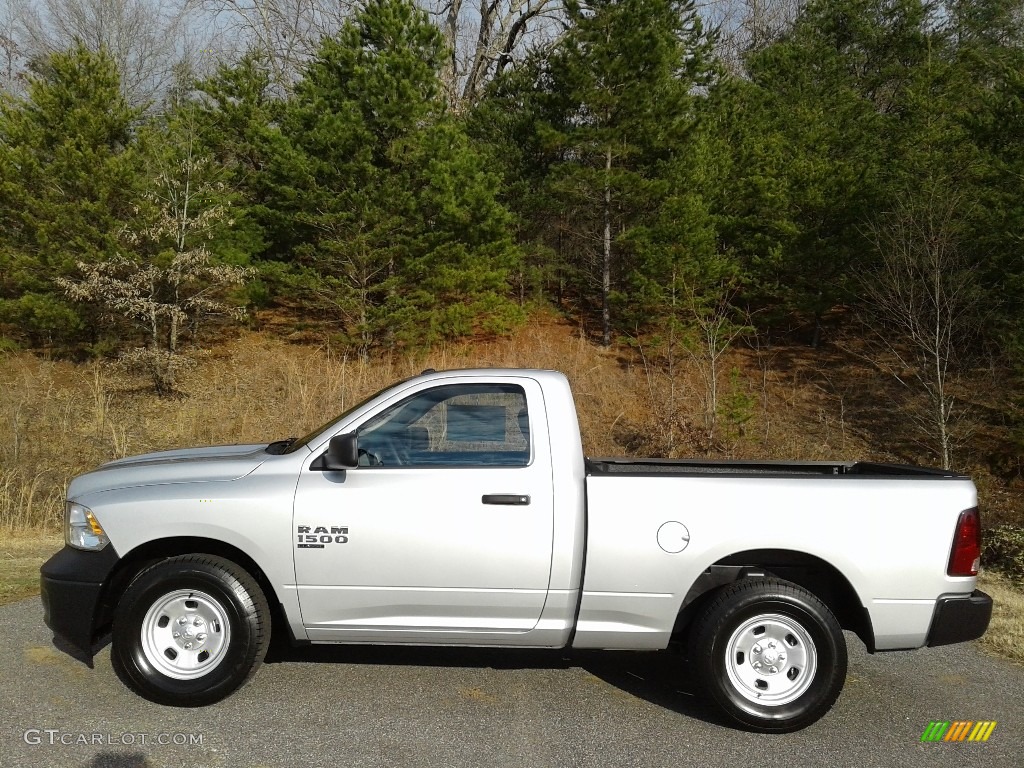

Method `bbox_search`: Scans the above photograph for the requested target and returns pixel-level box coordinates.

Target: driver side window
[356,383,530,468]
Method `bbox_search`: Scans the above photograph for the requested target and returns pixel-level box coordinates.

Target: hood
[67,444,269,500]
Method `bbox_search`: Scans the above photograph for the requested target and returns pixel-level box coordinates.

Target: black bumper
[40,545,120,656]
[926,590,993,647]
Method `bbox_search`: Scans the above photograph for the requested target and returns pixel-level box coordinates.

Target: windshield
[279,377,414,454]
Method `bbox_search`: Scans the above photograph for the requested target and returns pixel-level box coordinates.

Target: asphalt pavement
[1,596,1020,768]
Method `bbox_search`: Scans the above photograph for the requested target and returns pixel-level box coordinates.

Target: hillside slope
[2,314,1021,530]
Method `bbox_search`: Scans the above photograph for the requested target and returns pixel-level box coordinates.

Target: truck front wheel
[688,578,847,732]
[111,555,271,706]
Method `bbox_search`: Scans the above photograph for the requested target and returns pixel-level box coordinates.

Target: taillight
[947,507,981,577]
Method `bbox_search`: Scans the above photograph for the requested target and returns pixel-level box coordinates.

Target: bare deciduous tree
[859,186,986,469]
[632,272,751,456]
[187,0,563,105]
[0,4,20,93]
[700,0,803,75]
[683,280,751,448]
[192,0,354,92]
[430,0,565,106]
[58,108,252,393]
[60,252,251,393]
[5,0,197,106]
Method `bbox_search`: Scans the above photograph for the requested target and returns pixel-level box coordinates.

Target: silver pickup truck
[41,368,992,732]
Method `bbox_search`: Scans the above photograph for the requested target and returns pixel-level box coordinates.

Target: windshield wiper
[265,437,297,455]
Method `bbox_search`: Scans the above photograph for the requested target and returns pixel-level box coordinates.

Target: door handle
[482,494,531,506]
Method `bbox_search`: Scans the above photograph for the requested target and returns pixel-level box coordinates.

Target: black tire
[688,578,847,733]
[111,555,271,706]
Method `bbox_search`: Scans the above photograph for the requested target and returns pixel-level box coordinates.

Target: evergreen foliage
[527,0,717,345]
[0,43,141,345]
[1,0,1024,461]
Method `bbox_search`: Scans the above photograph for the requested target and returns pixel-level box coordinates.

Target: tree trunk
[602,145,612,347]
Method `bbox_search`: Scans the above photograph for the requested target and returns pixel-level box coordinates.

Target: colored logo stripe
[969,722,997,742]
[944,721,972,741]
[921,721,996,742]
[921,722,949,742]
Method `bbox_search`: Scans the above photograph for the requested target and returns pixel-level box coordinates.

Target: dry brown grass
[1,313,890,532]
[0,316,636,529]
[977,571,1024,665]
[0,532,61,605]
[4,312,1019,532]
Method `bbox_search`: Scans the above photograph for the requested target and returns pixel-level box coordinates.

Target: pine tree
[192,53,281,264]
[466,56,574,306]
[538,0,716,345]
[943,0,1024,346]
[724,0,924,343]
[0,42,141,345]
[265,0,522,354]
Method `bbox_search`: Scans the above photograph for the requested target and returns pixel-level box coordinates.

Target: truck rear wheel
[688,578,846,732]
[111,555,270,706]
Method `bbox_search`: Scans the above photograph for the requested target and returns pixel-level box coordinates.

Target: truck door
[292,377,555,643]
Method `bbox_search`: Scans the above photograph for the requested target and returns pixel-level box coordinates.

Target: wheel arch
[672,549,874,652]
[95,537,287,647]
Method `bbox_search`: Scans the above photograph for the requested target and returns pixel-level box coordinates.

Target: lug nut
[178,617,187,625]
[184,642,193,649]
[753,661,762,670]
[196,633,207,642]
[194,618,203,626]
[752,644,762,654]
[769,666,778,674]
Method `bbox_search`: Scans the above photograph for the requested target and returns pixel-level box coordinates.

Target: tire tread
[112,554,271,706]
[687,577,847,733]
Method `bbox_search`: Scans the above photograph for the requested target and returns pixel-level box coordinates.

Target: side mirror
[322,433,359,470]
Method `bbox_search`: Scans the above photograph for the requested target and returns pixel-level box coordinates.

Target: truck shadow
[265,643,730,728]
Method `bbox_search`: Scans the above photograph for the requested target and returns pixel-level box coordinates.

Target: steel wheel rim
[724,612,818,707]
[140,589,231,680]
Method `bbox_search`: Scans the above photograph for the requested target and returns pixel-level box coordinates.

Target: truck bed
[585,458,965,478]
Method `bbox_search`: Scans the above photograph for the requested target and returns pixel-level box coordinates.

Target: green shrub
[983,524,1024,580]
[0,294,84,344]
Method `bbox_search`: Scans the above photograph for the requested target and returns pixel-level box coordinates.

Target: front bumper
[40,545,120,656]
[925,590,993,647]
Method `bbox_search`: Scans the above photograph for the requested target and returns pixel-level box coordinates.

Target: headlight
[66,502,109,551]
